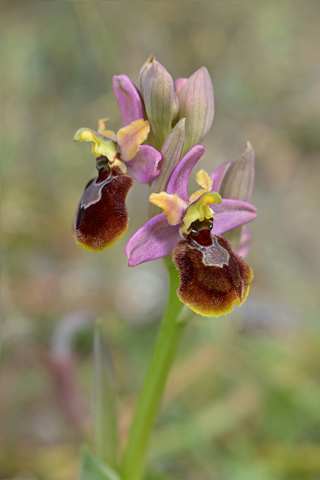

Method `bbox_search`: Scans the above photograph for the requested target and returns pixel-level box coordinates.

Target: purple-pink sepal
[210,161,232,192]
[237,228,252,258]
[125,214,180,267]
[113,75,144,127]
[167,145,206,201]
[125,199,256,267]
[174,78,188,96]
[126,145,161,184]
[212,200,257,235]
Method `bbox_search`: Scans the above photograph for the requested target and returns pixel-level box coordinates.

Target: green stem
[121,261,187,480]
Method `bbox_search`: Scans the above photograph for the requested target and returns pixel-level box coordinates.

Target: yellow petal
[74,128,119,160]
[189,188,207,204]
[98,118,110,133]
[196,169,213,191]
[181,191,222,234]
[188,170,213,203]
[117,119,150,161]
[97,118,117,141]
[149,192,186,225]
[101,130,117,141]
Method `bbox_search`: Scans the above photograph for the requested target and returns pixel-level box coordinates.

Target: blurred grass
[1,1,320,479]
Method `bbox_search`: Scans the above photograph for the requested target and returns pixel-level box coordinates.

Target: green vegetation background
[2,2,320,479]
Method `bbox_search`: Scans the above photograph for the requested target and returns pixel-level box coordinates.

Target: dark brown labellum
[173,228,253,317]
[73,164,133,251]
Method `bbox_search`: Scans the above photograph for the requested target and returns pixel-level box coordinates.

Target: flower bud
[138,54,154,92]
[176,67,214,157]
[174,78,188,97]
[139,56,179,150]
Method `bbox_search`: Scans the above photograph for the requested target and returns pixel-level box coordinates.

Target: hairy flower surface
[125,147,256,265]
[173,232,253,317]
[73,158,133,251]
[125,148,256,316]
[73,117,161,251]
[73,56,257,316]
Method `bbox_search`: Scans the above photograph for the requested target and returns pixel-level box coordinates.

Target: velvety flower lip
[125,198,256,267]
[125,155,256,317]
[173,234,253,317]
[73,56,257,318]
[74,163,133,252]
[74,118,161,184]
[125,159,257,267]
[73,116,161,252]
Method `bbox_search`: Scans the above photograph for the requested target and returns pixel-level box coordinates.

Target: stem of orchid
[121,260,186,480]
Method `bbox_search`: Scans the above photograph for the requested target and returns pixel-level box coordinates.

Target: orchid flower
[73,118,161,252]
[73,57,259,480]
[125,146,257,317]
[74,117,161,185]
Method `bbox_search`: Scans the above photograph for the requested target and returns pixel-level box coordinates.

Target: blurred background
[2,2,320,479]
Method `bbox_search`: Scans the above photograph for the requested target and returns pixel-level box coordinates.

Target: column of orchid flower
[74,55,257,480]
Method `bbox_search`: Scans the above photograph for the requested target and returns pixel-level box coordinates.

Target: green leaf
[79,445,122,480]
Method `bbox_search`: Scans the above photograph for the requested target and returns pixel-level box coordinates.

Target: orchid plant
[73,55,257,480]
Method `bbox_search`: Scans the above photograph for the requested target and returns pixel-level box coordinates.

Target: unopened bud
[139,56,179,150]
[176,67,214,157]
